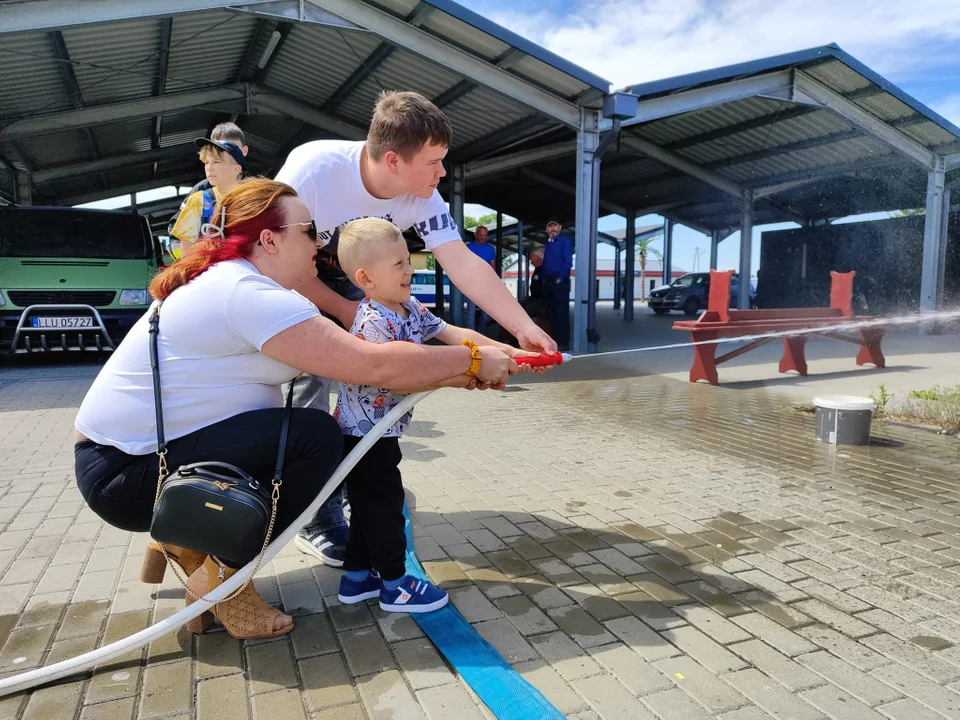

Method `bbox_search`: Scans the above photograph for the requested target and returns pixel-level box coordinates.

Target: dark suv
[648,272,756,315]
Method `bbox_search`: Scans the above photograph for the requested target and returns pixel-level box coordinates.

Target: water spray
[1,306,957,697]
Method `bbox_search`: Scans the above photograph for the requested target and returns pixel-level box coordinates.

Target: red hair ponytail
[150,179,297,300]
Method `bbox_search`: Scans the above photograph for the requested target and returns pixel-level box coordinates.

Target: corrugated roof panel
[638,100,779,147]
[420,12,509,62]
[335,48,462,128]
[61,19,161,106]
[0,32,73,118]
[856,92,916,123]
[901,120,958,148]
[509,55,589,99]
[165,11,259,94]
[803,58,872,95]
[89,118,156,156]
[18,130,90,170]
[718,137,894,183]
[241,114,304,156]
[680,110,855,165]
[368,0,419,15]
[264,24,383,107]
[440,86,540,148]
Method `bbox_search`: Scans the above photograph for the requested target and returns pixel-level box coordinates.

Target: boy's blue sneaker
[337,570,381,604]
[379,576,449,613]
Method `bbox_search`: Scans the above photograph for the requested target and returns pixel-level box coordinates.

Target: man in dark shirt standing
[541,219,573,351]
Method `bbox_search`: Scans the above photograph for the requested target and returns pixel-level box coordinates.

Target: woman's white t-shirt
[75,259,320,455]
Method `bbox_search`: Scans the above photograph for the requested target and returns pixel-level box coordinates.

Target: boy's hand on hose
[476,346,518,386]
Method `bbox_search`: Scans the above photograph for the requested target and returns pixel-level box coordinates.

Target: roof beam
[466,141,576,181]
[251,89,367,139]
[793,70,935,169]
[321,3,434,113]
[599,70,796,132]
[304,0,581,127]
[0,0,279,33]
[152,16,174,174]
[520,168,627,216]
[450,116,552,163]
[233,18,273,83]
[619,133,743,198]
[34,145,198,183]
[48,31,84,109]
[1,85,248,141]
[59,173,201,207]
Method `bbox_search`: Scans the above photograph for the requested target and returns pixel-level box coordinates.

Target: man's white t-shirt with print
[75,259,319,455]
[274,140,461,255]
[334,298,446,438]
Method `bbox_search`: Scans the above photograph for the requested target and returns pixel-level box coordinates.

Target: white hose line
[0,391,431,697]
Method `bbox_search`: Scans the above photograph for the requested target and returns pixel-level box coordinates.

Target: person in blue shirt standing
[465,225,496,334]
[542,219,573,351]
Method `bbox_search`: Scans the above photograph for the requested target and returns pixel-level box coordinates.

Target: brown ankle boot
[140,542,206,584]
[184,556,294,639]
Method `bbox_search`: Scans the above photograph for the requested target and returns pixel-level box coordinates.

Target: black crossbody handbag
[147,303,294,579]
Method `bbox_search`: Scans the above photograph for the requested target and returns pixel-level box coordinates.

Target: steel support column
[661,218,674,286]
[573,114,600,355]
[709,229,719,270]
[449,163,465,326]
[738,189,754,310]
[516,221,525,299]
[920,156,947,313]
[624,210,636,322]
[495,211,503,277]
[613,244,622,310]
[15,171,31,206]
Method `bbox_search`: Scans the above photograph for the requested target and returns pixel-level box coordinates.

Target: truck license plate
[30,316,94,329]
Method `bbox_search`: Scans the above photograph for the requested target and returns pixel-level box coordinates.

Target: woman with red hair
[73,178,517,640]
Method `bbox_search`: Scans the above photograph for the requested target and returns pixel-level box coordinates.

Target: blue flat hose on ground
[402,503,565,720]
[0,388,565,719]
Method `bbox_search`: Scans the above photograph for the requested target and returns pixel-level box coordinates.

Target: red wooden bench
[672,270,885,385]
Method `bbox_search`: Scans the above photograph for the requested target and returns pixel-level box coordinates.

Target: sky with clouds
[458,0,960,278]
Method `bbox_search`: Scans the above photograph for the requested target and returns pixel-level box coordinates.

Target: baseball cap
[546,218,562,227]
[194,138,246,169]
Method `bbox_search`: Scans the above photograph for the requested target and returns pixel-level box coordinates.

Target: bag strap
[148,302,296,601]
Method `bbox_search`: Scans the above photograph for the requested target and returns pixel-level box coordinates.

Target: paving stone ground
[2,348,960,719]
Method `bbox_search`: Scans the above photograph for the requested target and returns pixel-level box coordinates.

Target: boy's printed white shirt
[335,297,446,437]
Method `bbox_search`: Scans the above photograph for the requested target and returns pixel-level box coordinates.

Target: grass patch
[890,384,960,436]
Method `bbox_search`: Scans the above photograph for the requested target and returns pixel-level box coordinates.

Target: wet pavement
[2,346,960,719]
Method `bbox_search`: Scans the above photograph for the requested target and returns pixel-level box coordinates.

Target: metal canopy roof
[0,0,610,213]
[464,45,960,234]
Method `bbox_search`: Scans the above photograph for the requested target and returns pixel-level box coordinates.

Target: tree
[636,237,663,302]
[464,213,497,229]
[425,253,436,270]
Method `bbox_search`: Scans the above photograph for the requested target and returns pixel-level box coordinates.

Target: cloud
[930,93,960,126]
[471,0,960,91]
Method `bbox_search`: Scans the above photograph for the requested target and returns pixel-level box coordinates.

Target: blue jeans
[465,298,487,335]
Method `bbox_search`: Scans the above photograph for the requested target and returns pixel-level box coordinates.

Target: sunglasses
[278,220,318,243]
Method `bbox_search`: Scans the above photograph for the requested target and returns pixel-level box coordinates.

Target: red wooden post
[780,336,809,375]
[708,269,733,322]
[856,328,886,368]
[689,331,720,385]
[829,271,856,317]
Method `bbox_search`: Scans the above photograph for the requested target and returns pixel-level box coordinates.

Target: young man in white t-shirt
[275,91,555,566]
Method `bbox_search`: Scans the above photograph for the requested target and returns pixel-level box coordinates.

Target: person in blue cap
[170,133,247,257]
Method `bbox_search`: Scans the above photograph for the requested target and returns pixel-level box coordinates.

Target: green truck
[0,205,161,356]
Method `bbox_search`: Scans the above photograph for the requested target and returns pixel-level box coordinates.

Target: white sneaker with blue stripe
[379,575,449,613]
